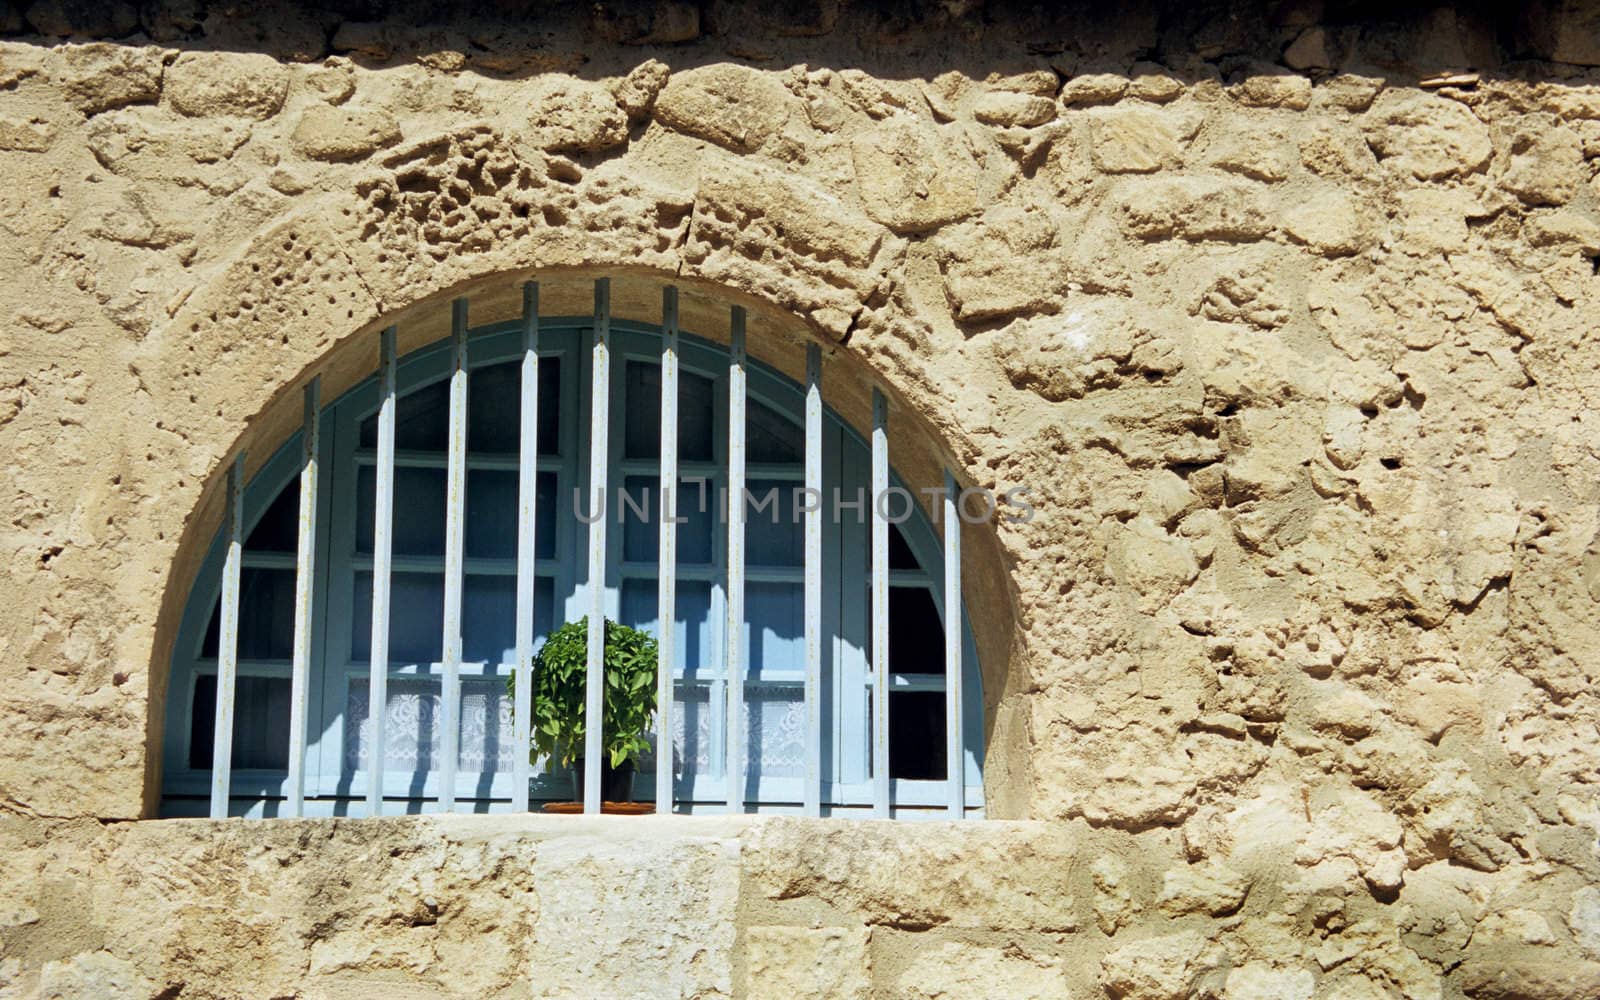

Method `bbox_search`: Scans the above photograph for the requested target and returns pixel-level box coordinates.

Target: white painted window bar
[365,328,397,817]
[207,279,968,819]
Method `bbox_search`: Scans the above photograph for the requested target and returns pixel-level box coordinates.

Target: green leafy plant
[508,617,659,770]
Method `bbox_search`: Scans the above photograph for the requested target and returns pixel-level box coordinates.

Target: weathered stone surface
[653,62,793,152]
[852,115,982,233]
[0,114,55,150]
[748,926,870,1000]
[1284,187,1367,255]
[1102,931,1212,1000]
[1090,108,1185,173]
[520,75,629,153]
[894,940,1066,999]
[290,103,401,161]
[974,89,1056,127]
[1118,176,1272,241]
[1500,123,1584,205]
[1525,0,1600,65]
[0,12,1595,999]
[1233,70,1313,110]
[1364,90,1493,180]
[54,43,165,114]
[22,0,138,37]
[165,51,289,119]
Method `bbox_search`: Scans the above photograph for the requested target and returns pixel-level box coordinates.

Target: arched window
[160,281,983,818]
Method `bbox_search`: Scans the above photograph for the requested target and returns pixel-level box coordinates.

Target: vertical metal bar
[656,286,679,816]
[209,453,244,820]
[584,279,611,814]
[513,283,540,814]
[367,328,397,817]
[803,343,823,817]
[285,376,320,817]
[439,298,469,812]
[871,389,890,818]
[725,307,747,813]
[944,470,964,819]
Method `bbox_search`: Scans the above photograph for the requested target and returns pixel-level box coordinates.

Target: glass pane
[748,397,802,464]
[245,481,299,552]
[460,574,552,665]
[358,360,561,455]
[202,567,295,660]
[345,677,517,773]
[889,523,919,571]
[189,674,290,770]
[621,476,714,565]
[890,587,945,676]
[467,359,562,455]
[626,361,718,462]
[464,469,557,561]
[748,683,804,778]
[355,465,446,557]
[744,479,802,567]
[890,689,946,780]
[619,578,714,679]
[359,377,448,452]
[669,683,712,784]
[352,571,444,664]
[747,581,802,676]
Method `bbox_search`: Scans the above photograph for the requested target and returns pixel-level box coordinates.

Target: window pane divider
[513,282,539,813]
[209,452,244,819]
[656,286,679,816]
[726,306,746,814]
[239,552,298,571]
[355,449,564,473]
[871,388,890,818]
[438,299,469,811]
[285,375,320,817]
[584,279,610,814]
[352,554,561,576]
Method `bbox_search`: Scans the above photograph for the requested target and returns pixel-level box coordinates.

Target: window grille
[169,280,981,819]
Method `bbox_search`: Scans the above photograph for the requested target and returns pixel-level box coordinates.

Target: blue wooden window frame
[160,315,984,817]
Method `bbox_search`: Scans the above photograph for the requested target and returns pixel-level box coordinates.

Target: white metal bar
[513,283,539,813]
[871,388,890,818]
[285,376,320,817]
[366,327,397,817]
[584,279,611,814]
[944,469,964,819]
[656,286,679,816]
[439,298,469,811]
[209,453,244,820]
[726,307,747,813]
[803,343,823,817]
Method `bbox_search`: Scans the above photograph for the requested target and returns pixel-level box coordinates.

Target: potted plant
[508,616,659,804]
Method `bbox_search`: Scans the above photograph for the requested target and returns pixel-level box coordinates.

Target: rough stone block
[747,926,870,1000]
[165,51,289,119]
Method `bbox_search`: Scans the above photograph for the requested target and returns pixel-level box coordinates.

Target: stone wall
[2,1,1600,996]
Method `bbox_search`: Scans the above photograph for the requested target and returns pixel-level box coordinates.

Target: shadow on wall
[1,0,1597,84]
